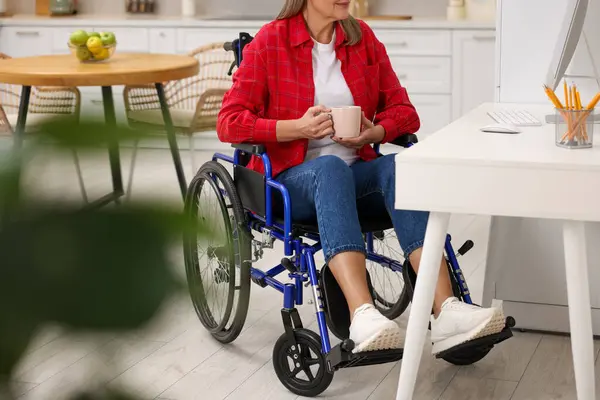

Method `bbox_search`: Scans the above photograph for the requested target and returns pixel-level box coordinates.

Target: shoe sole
[352,325,404,354]
[431,308,506,355]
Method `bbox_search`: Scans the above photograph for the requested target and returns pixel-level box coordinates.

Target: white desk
[393,103,599,400]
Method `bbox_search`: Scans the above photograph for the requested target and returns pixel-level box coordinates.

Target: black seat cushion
[270,187,394,237]
[275,213,394,237]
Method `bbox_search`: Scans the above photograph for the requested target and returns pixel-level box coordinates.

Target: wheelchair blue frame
[211,146,473,355]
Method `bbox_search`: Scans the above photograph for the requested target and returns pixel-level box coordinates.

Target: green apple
[69,30,89,46]
[88,32,101,39]
[100,32,116,46]
[75,46,93,61]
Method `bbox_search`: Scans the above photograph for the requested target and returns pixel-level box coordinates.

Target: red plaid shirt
[217,13,420,178]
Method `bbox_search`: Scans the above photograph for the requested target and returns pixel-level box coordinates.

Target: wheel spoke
[305,357,320,366]
[303,366,315,381]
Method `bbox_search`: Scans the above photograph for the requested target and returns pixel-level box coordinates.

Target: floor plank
[13,334,112,385]
[511,335,600,400]
[455,331,542,382]
[367,344,459,400]
[20,338,165,399]
[439,376,517,400]
[106,326,224,399]
[3,381,38,398]
[222,359,298,400]
[158,302,314,400]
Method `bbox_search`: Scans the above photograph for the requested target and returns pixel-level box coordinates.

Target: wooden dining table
[0,52,200,208]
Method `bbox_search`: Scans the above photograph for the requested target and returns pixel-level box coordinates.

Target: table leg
[562,220,595,400]
[155,83,187,200]
[2,86,31,220]
[395,212,451,400]
[13,86,31,149]
[101,86,124,201]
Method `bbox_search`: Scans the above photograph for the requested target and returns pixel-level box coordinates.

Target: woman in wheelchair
[216,0,506,356]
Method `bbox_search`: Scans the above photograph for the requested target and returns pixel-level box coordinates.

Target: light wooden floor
[6,144,600,400]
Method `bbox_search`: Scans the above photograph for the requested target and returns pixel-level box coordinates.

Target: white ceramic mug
[329,106,362,138]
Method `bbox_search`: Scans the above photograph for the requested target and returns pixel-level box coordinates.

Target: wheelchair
[183,32,515,397]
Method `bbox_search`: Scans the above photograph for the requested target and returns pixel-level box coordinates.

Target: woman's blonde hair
[277,0,362,46]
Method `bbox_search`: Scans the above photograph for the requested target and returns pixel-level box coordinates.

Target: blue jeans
[275,154,430,262]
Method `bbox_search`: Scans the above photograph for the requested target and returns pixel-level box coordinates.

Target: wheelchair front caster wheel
[273,328,334,397]
[441,346,492,366]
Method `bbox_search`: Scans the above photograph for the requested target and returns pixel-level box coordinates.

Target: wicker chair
[0,104,12,135]
[0,53,87,201]
[122,42,234,197]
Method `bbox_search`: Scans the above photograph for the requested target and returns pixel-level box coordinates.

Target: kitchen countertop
[0,14,496,29]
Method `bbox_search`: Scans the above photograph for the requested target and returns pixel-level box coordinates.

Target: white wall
[497,0,600,104]
[496,0,568,104]
[8,0,449,18]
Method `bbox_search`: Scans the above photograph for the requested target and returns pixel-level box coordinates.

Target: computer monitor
[569,0,600,101]
[545,0,589,91]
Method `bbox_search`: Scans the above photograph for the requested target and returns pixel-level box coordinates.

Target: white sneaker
[430,297,506,355]
[348,303,403,353]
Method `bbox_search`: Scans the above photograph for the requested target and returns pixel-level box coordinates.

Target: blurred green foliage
[0,117,204,398]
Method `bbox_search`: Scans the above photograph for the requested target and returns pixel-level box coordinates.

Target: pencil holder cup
[555,108,594,149]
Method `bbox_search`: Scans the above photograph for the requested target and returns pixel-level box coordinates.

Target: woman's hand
[276,105,333,142]
[296,105,335,139]
[332,112,386,149]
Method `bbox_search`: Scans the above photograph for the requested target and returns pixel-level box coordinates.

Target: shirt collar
[289,12,347,48]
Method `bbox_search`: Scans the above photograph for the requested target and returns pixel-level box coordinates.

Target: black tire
[183,161,251,344]
[366,230,411,320]
[272,329,334,397]
[441,346,492,366]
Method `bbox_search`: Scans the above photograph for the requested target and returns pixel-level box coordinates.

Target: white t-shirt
[304,31,360,166]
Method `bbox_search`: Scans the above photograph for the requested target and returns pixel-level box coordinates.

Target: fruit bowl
[68,42,117,63]
[68,30,118,63]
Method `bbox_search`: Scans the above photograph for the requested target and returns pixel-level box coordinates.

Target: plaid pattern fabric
[217,12,420,177]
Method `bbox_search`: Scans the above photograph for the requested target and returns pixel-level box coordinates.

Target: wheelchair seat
[278,214,393,238]
[231,141,407,239]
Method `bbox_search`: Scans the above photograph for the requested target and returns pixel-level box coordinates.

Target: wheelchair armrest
[231,143,266,155]
[390,133,418,148]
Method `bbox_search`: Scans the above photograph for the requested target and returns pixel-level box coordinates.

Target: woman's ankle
[433,295,455,317]
[349,301,374,321]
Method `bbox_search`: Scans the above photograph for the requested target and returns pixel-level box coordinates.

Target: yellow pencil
[575,89,585,141]
[544,85,564,109]
[586,92,600,110]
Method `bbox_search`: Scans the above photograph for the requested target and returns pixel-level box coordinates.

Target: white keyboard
[487,109,542,126]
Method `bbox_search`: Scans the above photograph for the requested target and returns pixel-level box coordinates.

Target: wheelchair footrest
[434,317,514,360]
[326,341,404,372]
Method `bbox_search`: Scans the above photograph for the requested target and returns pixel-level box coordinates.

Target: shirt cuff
[253,118,278,143]
[376,118,397,144]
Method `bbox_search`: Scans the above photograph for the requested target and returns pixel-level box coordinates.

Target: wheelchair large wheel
[272,328,334,397]
[366,230,411,320]
[184,161,251,344]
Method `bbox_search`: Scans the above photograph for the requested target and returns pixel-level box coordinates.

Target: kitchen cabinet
[451,29,497,119]
[149,28,177,54]
[0,27,53,57]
